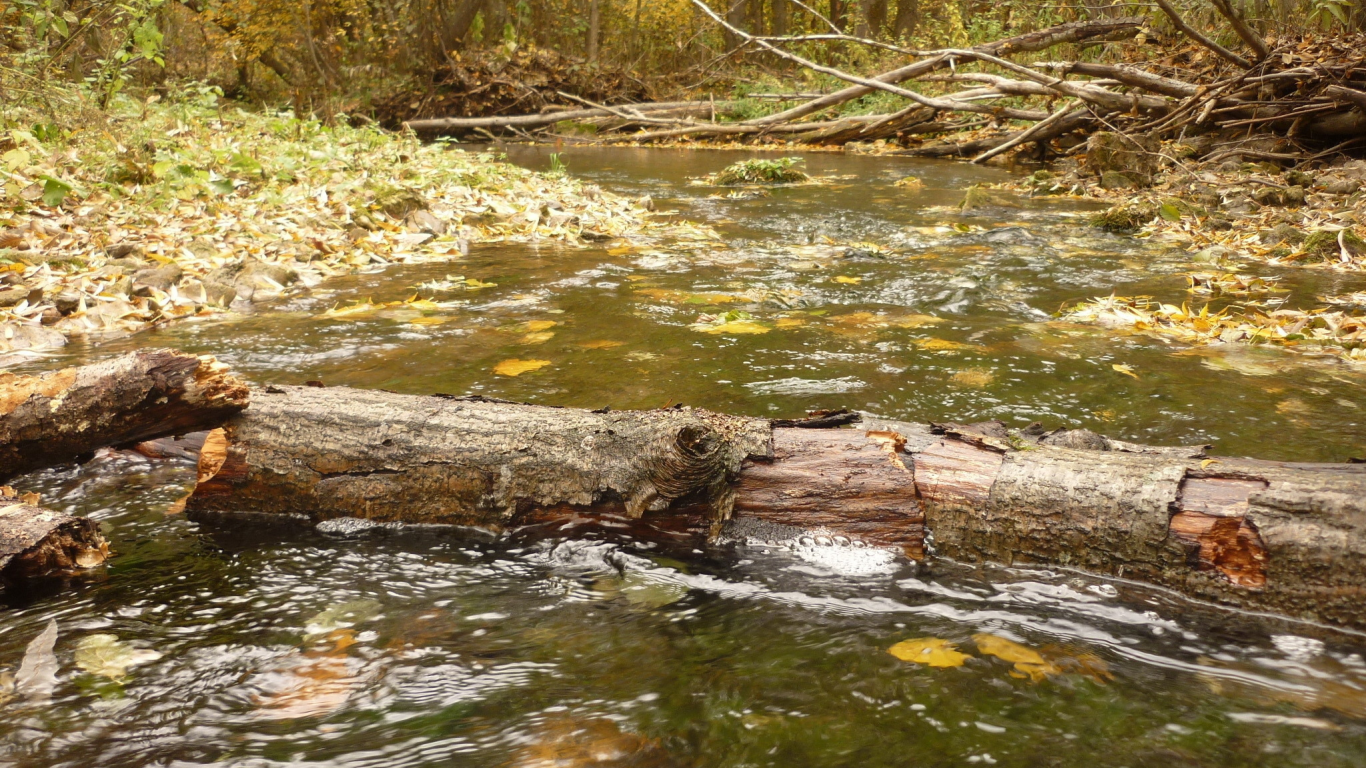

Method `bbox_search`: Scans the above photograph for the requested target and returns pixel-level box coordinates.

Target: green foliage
[707,157,809,186]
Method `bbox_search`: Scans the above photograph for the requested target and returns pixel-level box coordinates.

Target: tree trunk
[1,503,108,584]
[893,0,918,39]
[587,0,601,62]
[724,0,748,49]
[772,0,789,36]
[187,386,1366,631]
[0,350,249,483]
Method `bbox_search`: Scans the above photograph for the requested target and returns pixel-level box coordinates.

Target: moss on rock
[1091,202,1157,232]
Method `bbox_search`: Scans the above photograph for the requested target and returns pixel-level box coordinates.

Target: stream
[3,147,1366,767]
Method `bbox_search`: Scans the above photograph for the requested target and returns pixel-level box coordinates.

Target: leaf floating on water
[321,299,380,319]
[15,620,59,699]
[74,634,162,680]
[973,633,1061,683]
[579,339,625,349]
[888,637,971,668]
[494,358,552,376]
[1112,363,1139,379]
[951,368,995,387]
[523,320,558,332]
[465,278,497,289]
[915,338,978,353]
[834,275,862,284]
[690,310,770,335]
[521,332,555,344]
[305,599,383,636]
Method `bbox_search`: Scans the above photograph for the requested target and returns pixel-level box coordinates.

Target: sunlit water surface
[4,147,1366,767]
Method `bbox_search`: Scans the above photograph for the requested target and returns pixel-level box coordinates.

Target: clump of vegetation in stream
[1062,295,1366,366]
[705,157,809,186]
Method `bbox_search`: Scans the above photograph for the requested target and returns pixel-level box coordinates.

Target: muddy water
[4,148,1366,767]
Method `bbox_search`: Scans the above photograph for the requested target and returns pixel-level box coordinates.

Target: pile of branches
[404,1,1366,168]
[374,46,650,130]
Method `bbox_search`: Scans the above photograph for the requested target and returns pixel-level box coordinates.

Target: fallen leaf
[974,633,1061,682]
[579,340,625,349]
[523,320,558,332]
[74,634,162,679]
[915,338,978,353]
[198,428,228,484]
[888,637,971,668]
[465,278,497,289]
[15,620,59,699]
[520,331,555,344]
[951,368,995,387]
[1112,363,1139,379]
[834,275,862,284]
[494,358,551,376]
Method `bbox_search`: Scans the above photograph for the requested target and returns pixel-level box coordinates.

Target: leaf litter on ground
[0,98,655,365]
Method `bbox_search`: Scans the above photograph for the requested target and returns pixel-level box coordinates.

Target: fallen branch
[1210,0,1271,61]
[186,385,1366,631]
[1154,0,1252,68]
[402,101,734,134]
[972,101,1081,164]
[740,16,1145,127]
[0,350,249,482]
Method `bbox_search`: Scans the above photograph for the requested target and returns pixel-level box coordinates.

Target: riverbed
[4,146,1366,767]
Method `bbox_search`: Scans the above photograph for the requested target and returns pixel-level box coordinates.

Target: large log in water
[187,385,1366,630]
[0,349,249,482]
[1,501,108,583]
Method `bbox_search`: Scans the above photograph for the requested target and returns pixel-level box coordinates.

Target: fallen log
[187,386,1366,631]
[1,495,108,584]
[402,101,735,135]
[0,349,249,482]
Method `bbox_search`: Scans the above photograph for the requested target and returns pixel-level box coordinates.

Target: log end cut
[1,504,109,583]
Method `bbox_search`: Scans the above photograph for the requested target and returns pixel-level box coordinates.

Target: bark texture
[188,386,773,528]
[185,385,1366,630]
[913,423,1366,630]
[0,349,250,482]
[0,504,108,583]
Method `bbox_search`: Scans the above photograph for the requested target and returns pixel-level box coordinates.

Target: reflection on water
[4,147,1366,767]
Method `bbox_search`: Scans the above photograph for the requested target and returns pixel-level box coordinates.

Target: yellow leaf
[1112,363,1139,379]
[494,358,551,376]
[888,637,971,668]
[1200,458,1220,469]
[950,368,994,387]
[580,340,625,349]
[322,299,378,318]
[834,275,862,284]
[521,331,555,344]
[465,278,497,289]
[974,633,1061,683]
[524,320,558,332]
[699,320,770,335]
[915,338,976,352]
[775,318,806,328]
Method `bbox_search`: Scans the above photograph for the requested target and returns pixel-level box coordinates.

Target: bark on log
[0,349,249,482]
[187,386,1366,631]
[1,503,108,583]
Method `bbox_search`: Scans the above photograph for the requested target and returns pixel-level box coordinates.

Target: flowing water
[4,147,1366,767]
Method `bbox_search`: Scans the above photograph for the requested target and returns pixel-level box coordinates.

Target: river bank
[0,99,652,366]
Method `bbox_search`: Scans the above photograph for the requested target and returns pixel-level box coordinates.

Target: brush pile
[404,2,1366,171]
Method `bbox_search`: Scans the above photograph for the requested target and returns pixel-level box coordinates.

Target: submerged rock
[1090,202,1156,233]
[959,186,1023,211]
[1086,131,1159,187]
